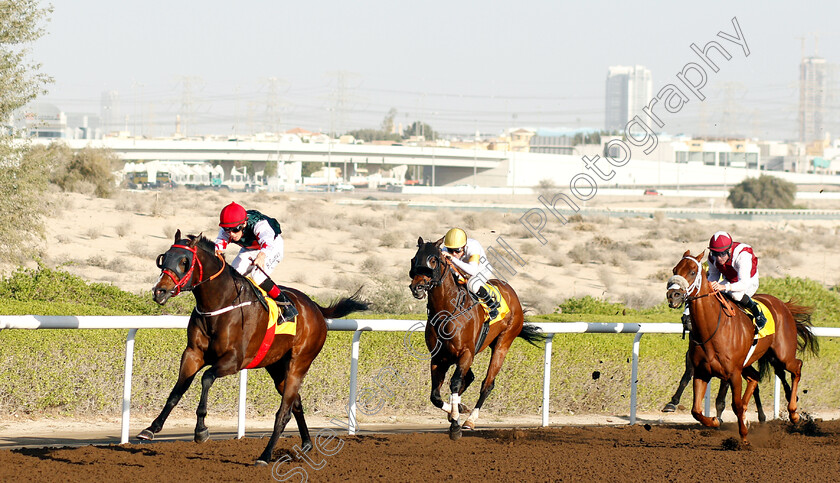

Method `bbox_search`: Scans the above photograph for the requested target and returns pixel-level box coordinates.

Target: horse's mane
[187,234,216,255]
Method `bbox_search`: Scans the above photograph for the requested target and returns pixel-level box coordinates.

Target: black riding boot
[475,286,500,320]
[681,312,692,338]
[275,290,299,321]
[738,294,766,331]
[259,279,299,321]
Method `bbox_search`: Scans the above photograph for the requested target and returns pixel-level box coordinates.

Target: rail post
[541,334,555,427]
[120,328,138,444]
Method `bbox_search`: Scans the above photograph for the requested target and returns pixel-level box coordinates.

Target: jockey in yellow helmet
[440,228,500,321]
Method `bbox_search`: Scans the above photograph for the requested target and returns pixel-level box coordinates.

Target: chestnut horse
[138,231,368,465]
[666,250,818,444]
[409,237,546,440]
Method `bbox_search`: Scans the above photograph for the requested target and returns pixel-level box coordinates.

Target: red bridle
[160,244,225,296]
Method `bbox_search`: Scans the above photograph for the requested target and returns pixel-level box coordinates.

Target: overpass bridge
[57,138,509,186]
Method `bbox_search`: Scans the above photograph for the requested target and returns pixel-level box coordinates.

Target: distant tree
[381,108,397,134]
[345,128,400,143]
[728,175,796,209]
[301,162,322,177]
[263,160,277,178]
[402,121,436,140]
[49,145,118,198]
[0,1,54,257]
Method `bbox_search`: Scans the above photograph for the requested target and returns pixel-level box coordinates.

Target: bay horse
[138,231,368,465]
[409,237,546,440]
[666,250,818,444]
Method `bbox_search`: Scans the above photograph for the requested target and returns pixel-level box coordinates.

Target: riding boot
[738,294,766,332]
[681,314,692,339]
[475,285,500,320]
[259,279,299,321]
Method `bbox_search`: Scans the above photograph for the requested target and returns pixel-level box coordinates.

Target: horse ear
[417,236,424,247]
[174,229,181,242]
[682,249,691,258]
[698,249,705,261]
[191,232,203,247]
[434,237,443,247]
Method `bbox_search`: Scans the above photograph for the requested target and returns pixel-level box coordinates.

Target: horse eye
[180,257,189,269]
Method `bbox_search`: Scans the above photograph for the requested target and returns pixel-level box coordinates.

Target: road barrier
[2,316,838,443]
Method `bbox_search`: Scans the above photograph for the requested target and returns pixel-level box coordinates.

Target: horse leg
[256,362,308,465]
[715,381,729,421]
[429,359,452,414]
[138,348,204,441]
[663,350,692,412]
[265,355,315,453]
[783,357,804,424]
[741,365,765,422]
[447,351,475,441]
[194,357,239,443]
[463,342,512,430]
[728,371,749,444]
[690,375,720,428]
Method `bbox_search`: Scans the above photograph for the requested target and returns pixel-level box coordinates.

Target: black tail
[319,287,370,319]
[786,300,819,356]
[518,323,549,347]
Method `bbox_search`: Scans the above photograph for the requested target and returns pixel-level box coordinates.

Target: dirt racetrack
[2,418,839,482]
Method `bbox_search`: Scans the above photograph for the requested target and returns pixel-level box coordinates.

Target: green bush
[728,174,796,209]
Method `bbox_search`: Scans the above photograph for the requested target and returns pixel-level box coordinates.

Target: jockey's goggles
[451,247,465,254]
[711,249,730,258]
[224,224,246,233]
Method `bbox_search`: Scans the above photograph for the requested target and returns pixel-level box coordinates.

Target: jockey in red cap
[705,231,766,331]
[215,202,298,320]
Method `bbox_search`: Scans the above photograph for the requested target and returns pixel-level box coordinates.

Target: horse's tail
[518,323,549,347]
[318,287,370,319]
[785,299,819,357]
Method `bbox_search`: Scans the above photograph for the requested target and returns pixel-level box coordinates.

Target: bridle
[157,243,226,296]
[667,255,723,345]
[410,250,446,294]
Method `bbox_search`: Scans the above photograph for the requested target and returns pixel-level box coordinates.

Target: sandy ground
[15,188,840,315]
[3,417,840,481]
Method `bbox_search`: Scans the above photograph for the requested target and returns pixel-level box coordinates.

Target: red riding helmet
[708,231,733,253]
[219,202,247,228]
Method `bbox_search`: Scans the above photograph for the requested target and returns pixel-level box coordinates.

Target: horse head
[153,229,218,304]
[666,249,706,309]
[409,236,446,299]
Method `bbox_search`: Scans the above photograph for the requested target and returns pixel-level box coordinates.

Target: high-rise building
[605,65,652,132]
[100,90,120,135]
[799,56,826,143]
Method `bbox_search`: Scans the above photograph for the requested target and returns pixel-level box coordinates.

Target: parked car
[644,189,662,196]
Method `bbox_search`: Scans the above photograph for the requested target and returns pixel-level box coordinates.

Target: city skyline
[24,0,840,141]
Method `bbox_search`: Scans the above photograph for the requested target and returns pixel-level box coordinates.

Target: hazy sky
[29,0,840,140]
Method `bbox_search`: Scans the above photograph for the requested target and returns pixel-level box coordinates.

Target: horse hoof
[661,403,677,413]
[449,423,462,441]
[194,428,210,443]
[137,429,155,441]
[458,403,469,413]
[254,460,269,467]
[300,441,313,453]
[462,420,475,430]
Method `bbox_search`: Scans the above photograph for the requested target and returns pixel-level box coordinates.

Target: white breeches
[229,236,284,285]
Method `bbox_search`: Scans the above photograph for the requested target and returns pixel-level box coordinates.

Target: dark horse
[138,231,368,465]
[663,346,795,421]
[667,250,818,443]
[409,237,546,440]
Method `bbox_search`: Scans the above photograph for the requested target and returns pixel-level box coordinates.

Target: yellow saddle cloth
[482,284,511,326]
[740,300,775,339]
[247,277,296,336]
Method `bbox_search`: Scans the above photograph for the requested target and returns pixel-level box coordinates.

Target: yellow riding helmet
[444,228,467,249]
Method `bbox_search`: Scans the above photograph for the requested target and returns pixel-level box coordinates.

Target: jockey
[706,231,766,331]
[214,201,298,320]
[440,228,500,321]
